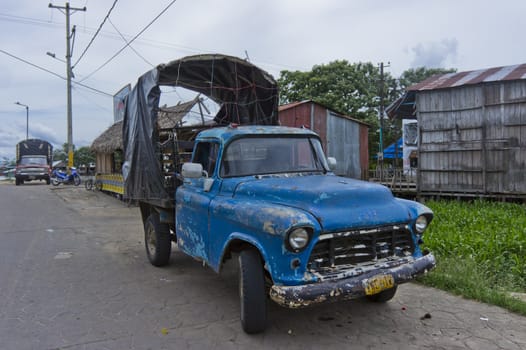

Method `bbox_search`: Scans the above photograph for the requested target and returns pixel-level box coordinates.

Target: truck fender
[216,232,271,276]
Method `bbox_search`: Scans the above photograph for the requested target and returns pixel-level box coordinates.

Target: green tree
[278,63,457,161]
[279,61,398,125]
[52,143,69,163]
[74,146,95,167]
[52,143,95,166]
[278,60,398,157]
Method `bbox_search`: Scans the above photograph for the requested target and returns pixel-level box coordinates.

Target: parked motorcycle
[51,167,81,186]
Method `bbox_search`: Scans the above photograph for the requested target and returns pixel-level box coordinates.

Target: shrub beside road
[420,200,526,316]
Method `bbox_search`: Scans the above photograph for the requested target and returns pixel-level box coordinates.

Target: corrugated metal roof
[408,63,526,91]
[278,100,310,112]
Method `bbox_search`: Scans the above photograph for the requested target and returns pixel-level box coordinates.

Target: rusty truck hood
[231,175,411,231]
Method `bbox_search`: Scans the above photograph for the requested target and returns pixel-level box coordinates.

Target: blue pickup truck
[122,54,435,334]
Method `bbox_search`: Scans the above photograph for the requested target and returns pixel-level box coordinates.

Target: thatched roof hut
[158,97,205,130]
[91,120,123,154]
[91,97,204,154]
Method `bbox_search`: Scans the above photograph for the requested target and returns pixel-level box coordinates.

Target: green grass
[417,200,526,316]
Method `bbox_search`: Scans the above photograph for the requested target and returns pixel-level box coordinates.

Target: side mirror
[327,157,337,170]
[181,162,203,178]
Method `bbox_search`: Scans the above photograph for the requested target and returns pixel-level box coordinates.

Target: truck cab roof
[196,125,319,144]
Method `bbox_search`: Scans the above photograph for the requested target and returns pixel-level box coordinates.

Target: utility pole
[378,62,389,182]
[48,2,86,168]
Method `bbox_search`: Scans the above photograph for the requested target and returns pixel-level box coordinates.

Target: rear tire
[365,285,398,302]
[51,177,60,186]
[15,178,20,186]
[73,175,81,186]
[144,213,172,267]
[239,248,267,334]
[46,178,51,185]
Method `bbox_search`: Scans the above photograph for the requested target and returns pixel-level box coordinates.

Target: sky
[1,0,525,161]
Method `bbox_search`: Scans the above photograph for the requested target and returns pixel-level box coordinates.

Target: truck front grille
[308,224,414,269]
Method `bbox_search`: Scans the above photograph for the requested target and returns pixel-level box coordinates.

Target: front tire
[73,175,81,186]
[51,177,60,186]
[144,213,172,267]
[239,248,267,334]
[365,285,398,302]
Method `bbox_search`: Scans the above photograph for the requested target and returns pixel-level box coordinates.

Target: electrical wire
[72,0,119,69]
[108,18,154,67]
[75,85,113,113]
[0,48,64,80]
[73,80,113,97]
[0,12,308,73]
[0,48,112,97]
[0,12,62,29]
[78,0,177,83]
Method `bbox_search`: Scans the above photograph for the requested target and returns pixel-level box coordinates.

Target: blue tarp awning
[382,138,403,159]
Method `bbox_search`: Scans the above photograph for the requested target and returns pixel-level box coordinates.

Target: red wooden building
[279,100,369,179]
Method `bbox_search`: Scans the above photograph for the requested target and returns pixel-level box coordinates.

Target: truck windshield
[20,156,48,165]
[220,136,329,177]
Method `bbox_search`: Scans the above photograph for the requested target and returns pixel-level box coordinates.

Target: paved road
[1,182,525,350]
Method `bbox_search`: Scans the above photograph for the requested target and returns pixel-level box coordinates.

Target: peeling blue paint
[173,125,435,305]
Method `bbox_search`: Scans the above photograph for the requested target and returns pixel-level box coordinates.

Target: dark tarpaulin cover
[16,139,53,165]
[123,54,279,202]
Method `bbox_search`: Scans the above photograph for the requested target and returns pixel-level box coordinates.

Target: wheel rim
[146,224,157,258]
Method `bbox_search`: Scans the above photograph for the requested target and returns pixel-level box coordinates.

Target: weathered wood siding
[279,101,369,179]
[327,111,362,179]
[95,153,113,174]
[278,102,328,150]
[417,80,526,196]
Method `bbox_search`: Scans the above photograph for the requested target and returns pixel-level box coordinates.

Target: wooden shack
[392,64,526,199]
[278,100,369,179]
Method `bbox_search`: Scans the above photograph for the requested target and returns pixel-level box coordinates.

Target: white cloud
[410,38,458,69]
[1,0,525,161]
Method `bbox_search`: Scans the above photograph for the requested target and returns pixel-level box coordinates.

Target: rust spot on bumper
[269,252,436,308]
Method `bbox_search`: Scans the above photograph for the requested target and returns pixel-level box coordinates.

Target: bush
[418,200,526,315]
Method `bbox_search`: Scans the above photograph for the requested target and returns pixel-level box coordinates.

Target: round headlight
[415,215,428,234]
[288,228,310,251]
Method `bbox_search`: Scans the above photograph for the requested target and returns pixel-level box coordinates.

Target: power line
[0,10,309,73]
[73,80,112,97]
[75,86,113,113]
[0,48,64,79]
[0,12,62,29]
[72,0,118,69]
[78,0,177,83]
[108,18,154,67]
[0,48,112,97]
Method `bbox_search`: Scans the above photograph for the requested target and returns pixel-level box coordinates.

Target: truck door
[175,141,219,263]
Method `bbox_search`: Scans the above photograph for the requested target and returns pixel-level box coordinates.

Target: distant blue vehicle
[51,167,81,186]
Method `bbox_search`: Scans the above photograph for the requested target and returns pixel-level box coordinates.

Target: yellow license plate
[363,274,394,295]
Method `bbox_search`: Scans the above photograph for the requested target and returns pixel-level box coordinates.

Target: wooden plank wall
[417,81,526,197]
[326,111,362,179]
[95,153,113,174]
